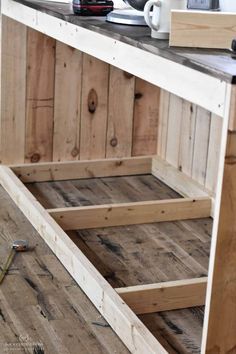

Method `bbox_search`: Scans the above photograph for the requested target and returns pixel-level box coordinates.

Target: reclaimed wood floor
[0,185,129,354]
[26,174,212,354]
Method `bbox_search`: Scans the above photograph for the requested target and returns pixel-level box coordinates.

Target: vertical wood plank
[205,114,222,193]
[25,28,55,163]
[106,68,135,158]
[53,42,82,161]
[165,94,183,168]
[80,54,109,159]
[178,101,197,175]
[132,78,160,156]
[1,16,26,164]
[203,131,236,354]
[191,107,211,185]
[157,89,170,158]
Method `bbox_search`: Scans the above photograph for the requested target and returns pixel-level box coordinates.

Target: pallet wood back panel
[80,54,109,160]
[53,41,82,162]
[25,28,55,163]
[0,20,222,195]
[132,79,160,156]
[106,67,135,158]
[1,16,26,164]
[158,93,222,195]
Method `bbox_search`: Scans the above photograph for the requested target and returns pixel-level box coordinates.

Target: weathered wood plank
[157,89,170,159]
[106,68,135,158]
[152,156,211,199]
[10,157,152,183]
[165,94,183,168]
[1,16,26,164]
[0,165,168,354]
[47,198,211,230]
[80,54,109,159]
[116,277,207,314]
[178,101,196,176]
[132,79,160,156]
[53,42,82,161]
[25,28,55,163]
[191,107,211,185]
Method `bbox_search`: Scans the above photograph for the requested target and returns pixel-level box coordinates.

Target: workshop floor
[26,174,212,354]
[0,186,129,354]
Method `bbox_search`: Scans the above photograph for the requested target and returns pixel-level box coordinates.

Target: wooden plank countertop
[12,0,236,84]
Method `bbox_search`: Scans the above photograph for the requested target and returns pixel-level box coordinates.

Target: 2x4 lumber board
[0,165,168,354]
[152,156,212,199]
[202,135,236,352]
[201,83,232,353]
[2,0,227,117]
[170,10,236,49]
[9,157,152,183]
[116,277,207,315]
[47,198,211,230]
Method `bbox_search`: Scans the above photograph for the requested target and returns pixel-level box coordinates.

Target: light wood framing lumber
[10,157,152,183]
[0,165,168,354]
[203,133,236,353]
[170,10,236,49]
[47,197,211,230]
[152,156,212,199]
[116,277,207,314]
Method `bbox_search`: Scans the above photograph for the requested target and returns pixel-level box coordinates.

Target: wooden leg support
[47,198,211,230]
[116,277,207,315]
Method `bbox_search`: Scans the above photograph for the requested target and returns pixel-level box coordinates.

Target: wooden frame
[0,156,211,354]
[2,1,236,353]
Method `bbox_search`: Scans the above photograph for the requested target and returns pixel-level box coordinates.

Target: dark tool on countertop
[0,240,29,285]
[187,0,219,10]
[73,0,113,16]
[232,39,236,53]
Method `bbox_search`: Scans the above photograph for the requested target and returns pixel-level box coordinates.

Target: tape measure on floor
[0,240,29,285]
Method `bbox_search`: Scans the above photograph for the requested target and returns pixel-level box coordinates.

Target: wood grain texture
[11,157,152,183]
[132,78,160,156]
[157,90,170,159]
[47,197,211,230]
[178,101,196,176]
[80,54,109,159]
[203,132,236,353]
[165,94,183,168]
[106,68,135,158]
[170,10,236,49]
[26,173,212,353]
[116,277,207,314]
[191,107,211,186]
[0,166,168,354]
[205,114,222,193]
[0,188,129,354]
[53,42,82,161]
[25,28,55,163]
[1,16,26,164]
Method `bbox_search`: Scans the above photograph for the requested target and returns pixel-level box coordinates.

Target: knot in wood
[110,137,118,147]
[88,89,98,114]
[30,153,41,163]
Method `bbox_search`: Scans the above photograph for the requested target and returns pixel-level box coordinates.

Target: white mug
[220,0,236,12]
[144,0,187,39]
